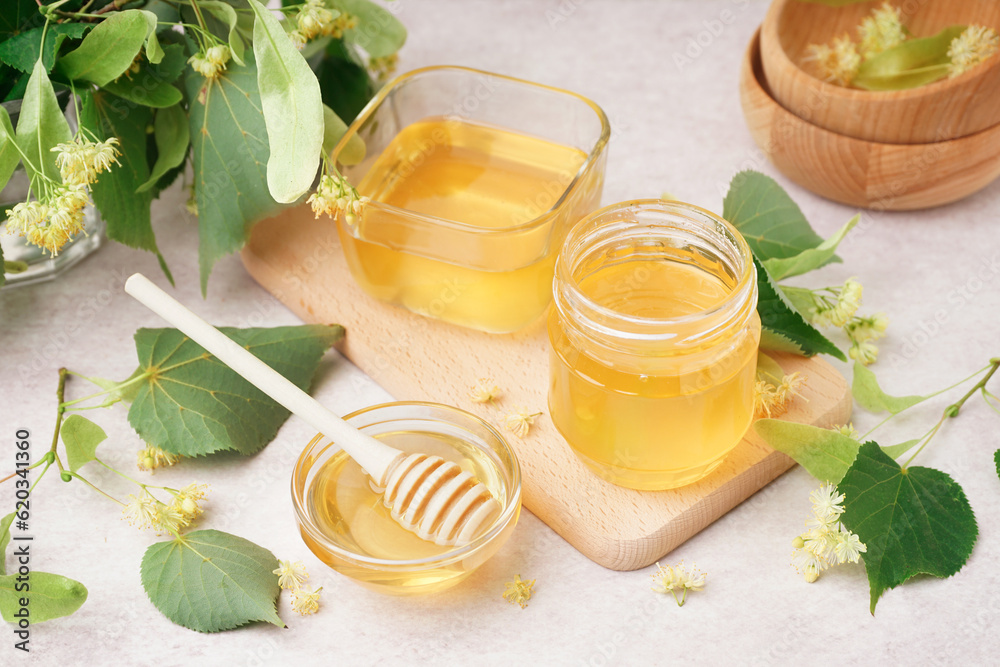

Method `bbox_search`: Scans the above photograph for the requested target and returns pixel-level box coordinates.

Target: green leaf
[338,0,407,58]
[854,27,965,91]
[199,1,245,66]
[100,76,182,109]
[323,103,365,165]
[59,10,149,87]
[755,420,860,483]
[140,530,283,632]
[755,256,845,360]
[79,90,161,257]
[763,215,860,281]
[995,449,1000,481]
[723,170,827,263]
[755,351,786,383]
[248,0,324,204]
[0,513,13,576]
[0,572,88,623]
[852,361,928,414]
[317,38,374,124]
[60,414,108,472]
[137,104,189,193]
[777,285,818,319]
[140,10,165,64]
[880,439,921,460]
[0,0,38,40]
[0,105,19,193]
[186,49,282,293]
[15,58,72,184]
[839,442,978,614]
[0,23,91,74]
[127,325,344,456]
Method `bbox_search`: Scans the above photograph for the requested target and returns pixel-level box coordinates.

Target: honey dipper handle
[124,273,404,486]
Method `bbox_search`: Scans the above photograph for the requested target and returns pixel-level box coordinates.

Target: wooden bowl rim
[762,0,1000,103]
[746,26,1000,150]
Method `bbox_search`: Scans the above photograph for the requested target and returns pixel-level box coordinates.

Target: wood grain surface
[242,204,852,571]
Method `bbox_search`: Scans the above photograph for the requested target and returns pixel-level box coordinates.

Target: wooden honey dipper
[124,274,502,547]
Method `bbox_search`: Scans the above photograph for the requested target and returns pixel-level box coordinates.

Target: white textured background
[2,1,999,665]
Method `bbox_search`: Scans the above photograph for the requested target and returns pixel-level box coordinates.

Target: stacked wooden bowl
[740,0,1000,210]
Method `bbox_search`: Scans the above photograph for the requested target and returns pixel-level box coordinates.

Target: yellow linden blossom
[171,483,208,524]
[849,340,879,366]
[188,44,231,80]
[948,25,1000,77]
[858,3,906,59]
[369,54,399,81]
[650,561,706,607]
[273,560,310,590]
[307,173,369,225]
[836,423,861,440]
[154,502,187,535]
[503,407,542,438]
[805,35,862,86]
[5,186,89,256]
[791,483,867,583]
[812,278,863,329]
[470,378,501,404]
[52,136,121,186]
[137,445,182,472]
[291,586,323,615]
[122,493,159,530]
[754,371,805,419]
[502,575,535,609]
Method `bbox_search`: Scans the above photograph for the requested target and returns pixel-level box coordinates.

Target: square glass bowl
[330,65,610,333]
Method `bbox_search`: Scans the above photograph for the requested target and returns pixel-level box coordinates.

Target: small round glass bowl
[291,402,521,596]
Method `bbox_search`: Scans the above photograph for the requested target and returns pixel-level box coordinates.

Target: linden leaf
[723,171,828,263]
[0,105,18,193]
[140,530,283,632]
[755,351,786,383]
[0,23,90,74]
[854,26,965,91]
[995,449,1000,481]
[127,325,344,457]
[754,420,860,483]
[137,103,190,193]
[763,215,860,281]
[199,1,246,66]
[839,442,978,614]
[15,57,72,185]
[880,439,921,460]
[852,362,928,414]
[61,414,108,472]
[339,0,407,58]
[0,513,13,575]
[0,572,88,623]
[324,103,365,165]
[58,9,148,87]
[755,256,845,360]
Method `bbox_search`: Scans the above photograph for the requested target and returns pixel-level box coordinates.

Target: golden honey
[292,403,520,596]
[548,201,760,490]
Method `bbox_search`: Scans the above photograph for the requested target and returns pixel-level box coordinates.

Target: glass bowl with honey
[547,200,761,490]
[329,65,610,333]
[291,402,521,595]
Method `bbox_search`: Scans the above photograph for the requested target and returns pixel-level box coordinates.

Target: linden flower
[288,29,308,50]
[812,278,863,329]
[188,44,231,80]
[122,493,159,530]
[6,186,90,256]
[274,560,310,590]
[503,407,542,438]
[836,423,861,441]
[369,54,399,81]
[297,0,338,40]
[307,173,369,224]
[651,561,705,607]
[502,575,535,609]
[154,502,187,535]
[753,371,805,419]
[948,25,1000,78]
[858,3,906,59]
[52,136,121,186]
[291,586,323,615]
[849,340,879,366]
[805,35,862,86]
[791,483,867,583]
[846,312,889,345]
[470,378,501,404]
[136,445,182,472]
[170,482,208,524]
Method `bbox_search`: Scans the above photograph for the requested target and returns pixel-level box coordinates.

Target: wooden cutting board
[241,205,852,571]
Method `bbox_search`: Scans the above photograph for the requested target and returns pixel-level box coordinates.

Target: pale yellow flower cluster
[650,561,706,607]
[948,25,1000,78]
[469,378,502,404]
[812,277,863,329]
[188,44,231,80]
[791,483,867,583]
[53,136,121,186]
[121,483,208,535]
[502,574,535,609]
[754,371,805,419]
[289,0,358,48]
[846,311,889,366]
[858,2,906,59]
[307,173,369,225]
[274,559,322,616]
[503,407,542,438]
[136,445,182,472]
[805,36,862,87]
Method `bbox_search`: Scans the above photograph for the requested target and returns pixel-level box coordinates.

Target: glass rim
[290,400,522,569]
[553,199,757,334]
[330,64,611,236]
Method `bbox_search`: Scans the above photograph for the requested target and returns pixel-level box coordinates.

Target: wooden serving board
[242,205,852,571]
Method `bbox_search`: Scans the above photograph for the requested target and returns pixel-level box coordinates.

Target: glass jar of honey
[547,200,760,490]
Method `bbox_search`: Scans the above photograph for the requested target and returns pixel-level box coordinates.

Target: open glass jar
[330,66,610,333]
[547,200,760,490]
[291,402,521,596]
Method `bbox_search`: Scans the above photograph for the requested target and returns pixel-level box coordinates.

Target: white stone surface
[2,1,999,664]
